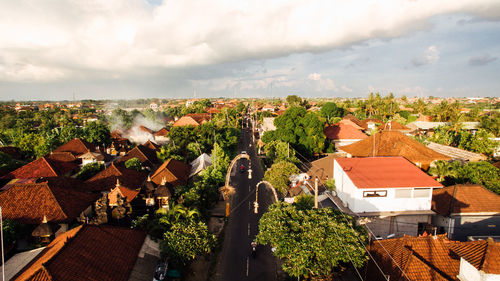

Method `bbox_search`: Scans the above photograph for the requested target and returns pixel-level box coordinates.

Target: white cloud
[308,73,322,81]
[0,0,499,82]
[412,45,440,66]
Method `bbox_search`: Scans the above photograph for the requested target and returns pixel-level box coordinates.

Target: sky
[0,0,499,101]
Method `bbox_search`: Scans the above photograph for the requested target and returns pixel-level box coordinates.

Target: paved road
[215,127,277,281]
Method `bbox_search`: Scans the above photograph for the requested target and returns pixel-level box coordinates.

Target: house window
[395,189,412,198]
[363,190,387,197]
[413,188,431,198]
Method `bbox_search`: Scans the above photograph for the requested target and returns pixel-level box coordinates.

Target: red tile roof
[337,119,364,130]
[46,151,78,162]
[53,138,95,156]
[116,145,158,168]
[143,140,160,151]
[451,239,500,274]
[324,123,368,140]
[86,163,148,192]
[368,235,462,281]
[108,183,140,204]
[0,178,99,224]
[359,118,383,130]
[139,125,154,134]
[151,159,190,186]
[342,114,362,126]
[432,184,500,216]
[172,113,211,127]
[335,157,442,189]
[340,131,450,169]
[384,120,411,131]
[13,225,146,281]
[1,157,79,180]
[154,127,169,137]
[206,108,221,114]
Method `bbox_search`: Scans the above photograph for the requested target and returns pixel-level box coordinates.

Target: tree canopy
[257,203,368,279]
[263,160,299,195]
[265,106,326,157]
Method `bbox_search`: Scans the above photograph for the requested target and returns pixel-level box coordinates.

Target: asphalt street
[215,126,277,281]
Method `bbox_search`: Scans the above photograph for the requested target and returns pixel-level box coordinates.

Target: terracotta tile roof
[53,138,95,156]
[172,113,211,127]
[151,159,190,186]
[46,152,78,163]
[306,154,335,185]
[1,157,79,180]
[359,118,383,130]
[13,225,82,281]
[13,225,146,281]
[337,119,364,130]
[450,239,500,274]
[324,123,367,140]
[335,157,442,189]
[432,184,500,216]
[143,140,160,151]
[116,145,159,168]
[109,183,140,204]
[342,114,362,126]
[110,130,123,139]
[139,125,154,134]
[86,163,148,192]
[368,235,462,281]
[384,120,411,132]
[340,131,450,168]
[154,127,169,137]
[206,108,221,114]
[0,178,99,224]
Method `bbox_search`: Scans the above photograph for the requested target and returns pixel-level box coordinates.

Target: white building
[333,157,443,238]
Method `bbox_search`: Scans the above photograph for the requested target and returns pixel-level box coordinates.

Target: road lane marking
[248,223,250,236]
[248,201,251,210]
[246,257,249,276]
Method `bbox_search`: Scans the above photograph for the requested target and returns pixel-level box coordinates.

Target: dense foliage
[263,160,300,195]
[425,126,498,156]
[263,106,326,157]
[124,157,143,171]
[75,162,104,180]
[429,160,500,194]
[257,203,368,279]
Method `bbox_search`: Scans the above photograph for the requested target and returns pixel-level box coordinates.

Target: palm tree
[429,160,450,182]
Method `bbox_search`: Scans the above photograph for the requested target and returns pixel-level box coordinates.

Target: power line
[289,145,407,280]
[321,201,389,281]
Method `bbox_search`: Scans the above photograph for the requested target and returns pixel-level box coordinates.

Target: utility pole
[287,142,290,159]
[314,177,319,209]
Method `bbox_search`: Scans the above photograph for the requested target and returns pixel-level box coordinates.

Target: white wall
[334,159,435,213]
[459,258,481,281]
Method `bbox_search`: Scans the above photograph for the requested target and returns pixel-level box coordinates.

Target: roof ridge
[44,182,70,221]
[41,157,60,177]
[43,225,85,269]
[407,239,455,281]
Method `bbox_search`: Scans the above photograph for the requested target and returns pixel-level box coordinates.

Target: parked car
[153,261,168,281]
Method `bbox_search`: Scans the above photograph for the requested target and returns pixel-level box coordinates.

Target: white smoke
[123,115,164,145]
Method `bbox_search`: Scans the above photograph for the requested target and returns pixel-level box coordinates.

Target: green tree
[160,220,216,266]
[125,157,143,171]
[257,203,367,279]
[271,107,326,157]
[0,152,22,171]
[321,102,344,124]
[263,160,299,195]
[83,121,111,147]
[75,162,104,180]
[294,194,314,210]
[286,95,302,107]
[263,140,299,165]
